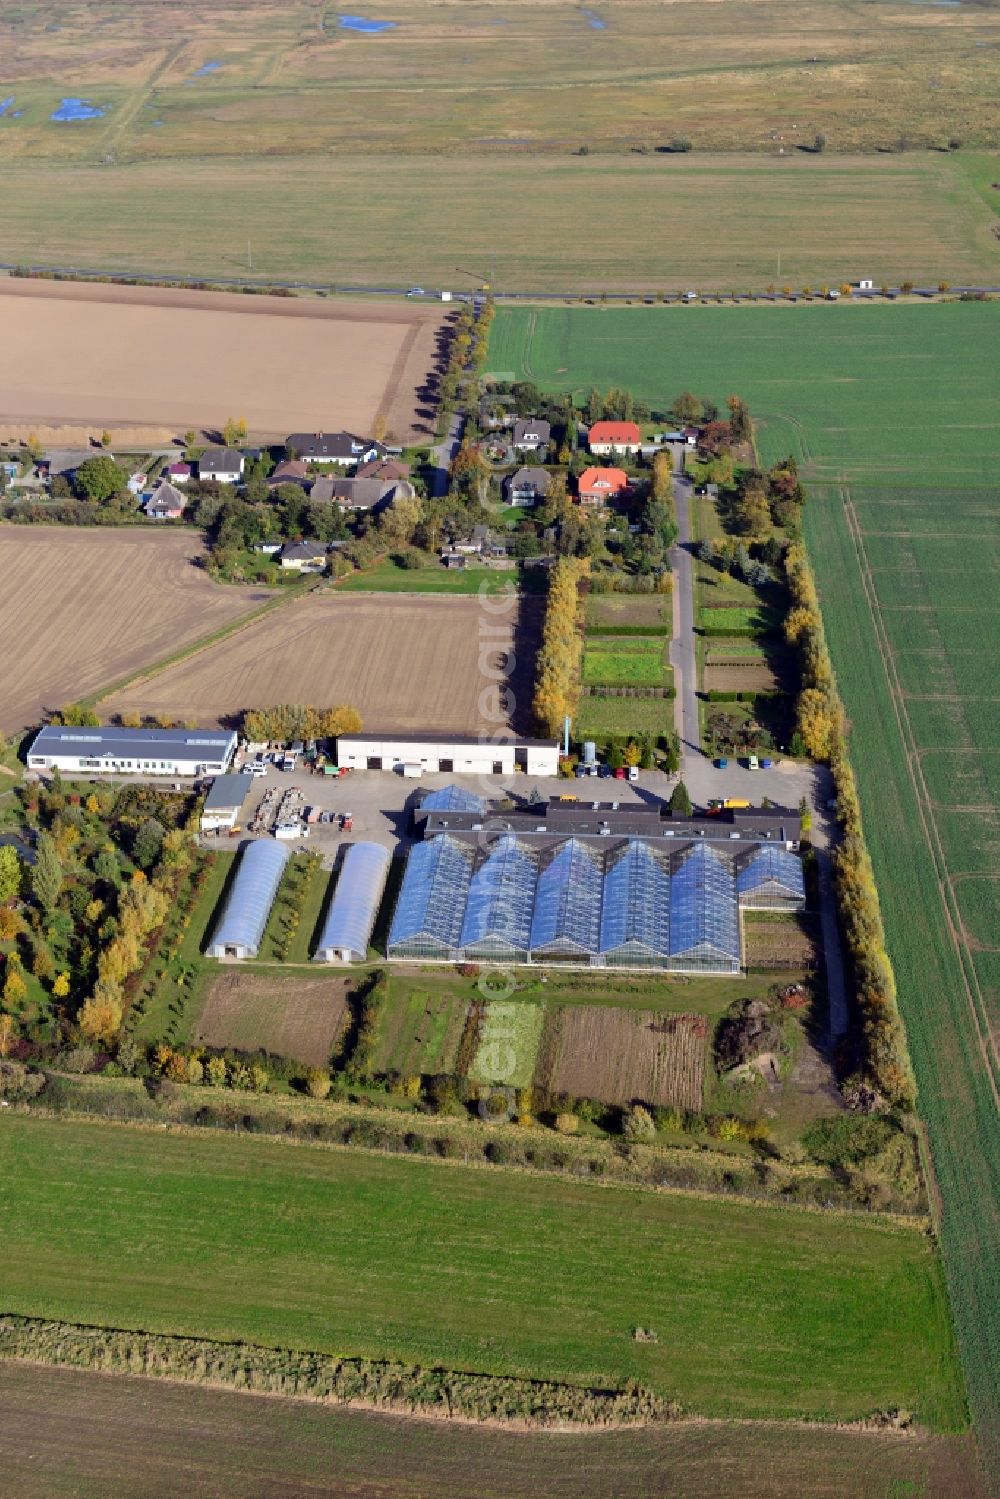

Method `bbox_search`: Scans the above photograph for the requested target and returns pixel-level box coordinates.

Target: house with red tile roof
[587,420,642,456]
[577,466,629,507]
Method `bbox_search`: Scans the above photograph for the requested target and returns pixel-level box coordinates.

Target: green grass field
[489,301,1000,1477]
[468,1000,545,1089]
[335,562,522,595]
[582,635,672,688]
[487,302,1000,483]
[0,152,996,292]
[0,1115,966,1427]
[575,696,675,739]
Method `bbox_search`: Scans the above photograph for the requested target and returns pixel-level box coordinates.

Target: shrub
[554,1112,579,1135]
[305,1067,332,1100]
[60,1046,96,1075]
[622,1104,656,1142]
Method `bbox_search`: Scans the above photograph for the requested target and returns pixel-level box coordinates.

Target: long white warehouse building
[335,733,560,778]
[28,725,237,777]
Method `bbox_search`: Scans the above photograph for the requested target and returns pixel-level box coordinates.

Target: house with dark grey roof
[505,467,552,506]
[279,539,329,571]
[512,418,551,452]
[198,447,244,483]
[285,432,387,466]
[312,477,413,511]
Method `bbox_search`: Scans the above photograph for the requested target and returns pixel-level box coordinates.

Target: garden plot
[468,1001,544,1090]
[194,971,351,1067]
[538,1006,707,1113]
[371,988,472,1078]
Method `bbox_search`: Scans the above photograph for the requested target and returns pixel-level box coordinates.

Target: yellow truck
[707,797,751,814]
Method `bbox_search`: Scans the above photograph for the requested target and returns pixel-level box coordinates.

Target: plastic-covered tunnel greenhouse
[313,842,390,963]
[205,840,290,960]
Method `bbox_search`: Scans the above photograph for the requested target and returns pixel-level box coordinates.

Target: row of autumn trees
[533,558,589,739]
[241,704,363,744]
[784,543,916,1108]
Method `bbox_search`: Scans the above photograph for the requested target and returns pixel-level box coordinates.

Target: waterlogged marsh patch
[338,14,396,32]
[50,98,108,122]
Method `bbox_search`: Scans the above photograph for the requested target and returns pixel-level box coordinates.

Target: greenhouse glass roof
[529,838,604,954]
[314,842,390,961]
[420,784,488,814]
[669,842,740,965]
[460,835,538,951]
[736,845,806,902]
[388,834,474,951]
[206,839,290,957]
[600,840,671,957]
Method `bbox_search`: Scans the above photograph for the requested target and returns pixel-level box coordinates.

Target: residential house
[505,466,552,506]
[443,524,510,561]
[587,421,642,456]
[356,457,411,482]
[144,480,186,520]
[279,540,329,572]
[127,469,148,496]
[42,449,98,479]
[199,447,245,484]
[166,461,192,484]
[285,431,387,467]
[479,398,514,432]
[313,477,413,511]
[512,418,551,453]
[267,458,310,490]
[577,466,629,507]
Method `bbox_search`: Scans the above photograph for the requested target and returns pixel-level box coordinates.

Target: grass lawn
[575,696,674,739]
[582,636,672,688]
[0,1114,967,1427]
[131,851,235,1047]
[336,562,524,596]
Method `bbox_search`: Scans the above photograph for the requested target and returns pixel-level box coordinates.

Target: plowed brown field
[0,281,444,441]
[195,971,351,1066]
[539,1006,707,1112]
[0,528,271,733]
[102,593,518,735]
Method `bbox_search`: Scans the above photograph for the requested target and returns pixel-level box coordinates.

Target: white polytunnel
[313,842,391,963]
[204,839,291,960]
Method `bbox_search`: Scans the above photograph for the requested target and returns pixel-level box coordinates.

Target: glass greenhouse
[668,842,741,972]
[420,784,488,814]
[387,834,475,959]
[460,835,539,962]
[600,840,672,967]
[529,839,604,960]
[205,839,291,960]
[313,842,390,963]
[736,845,807,910]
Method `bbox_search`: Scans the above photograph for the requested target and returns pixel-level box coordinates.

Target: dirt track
[0,528,270,733]
[0,280,445,441]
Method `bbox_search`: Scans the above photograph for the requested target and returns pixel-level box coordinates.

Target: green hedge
[584,624,670,638]
[703,689,788,704]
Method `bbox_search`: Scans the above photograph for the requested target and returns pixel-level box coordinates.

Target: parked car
[760,756,773,769]
[747,754,760,770]
[575,764,588,778]
[627,765,639,783]
[715,757,729,769]
[614,766,627,780]
[598,764,612,778]
[248,760,267,778]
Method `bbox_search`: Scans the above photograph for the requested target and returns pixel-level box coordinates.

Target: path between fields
[671,461,848,1040]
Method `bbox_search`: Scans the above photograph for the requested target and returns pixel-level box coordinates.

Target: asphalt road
[430,410,464,497]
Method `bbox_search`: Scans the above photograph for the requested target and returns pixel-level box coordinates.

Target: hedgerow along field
[0,1115,967,1427]
[489,299,1000,1477]
[0,1365,986,1499]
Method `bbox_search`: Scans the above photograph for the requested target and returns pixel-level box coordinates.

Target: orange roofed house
[577,466,629,507]
[587,420,642,456]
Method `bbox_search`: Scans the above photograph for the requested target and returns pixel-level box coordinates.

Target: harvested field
[0,528,271,734]
[194,971,351,1067]
[743,916,823,973]
[102,593,526,736]
[0,1364,986,1499]
[585,595,670,632]
[371,986,471,1078]
[0,281,445,442]
[540,1006,708,1112]
[704,663,782,694]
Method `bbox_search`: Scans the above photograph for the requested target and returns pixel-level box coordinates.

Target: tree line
[241,704,363,744]
[784,543,915,1108]
[533,558,589,739]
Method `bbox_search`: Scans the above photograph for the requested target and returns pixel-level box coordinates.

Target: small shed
[205,840,290,960]
[200,773,253,833]
[313,842,391,963]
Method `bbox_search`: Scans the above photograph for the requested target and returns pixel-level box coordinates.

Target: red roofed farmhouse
[587,420,642,455]
[577,466,629,507]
